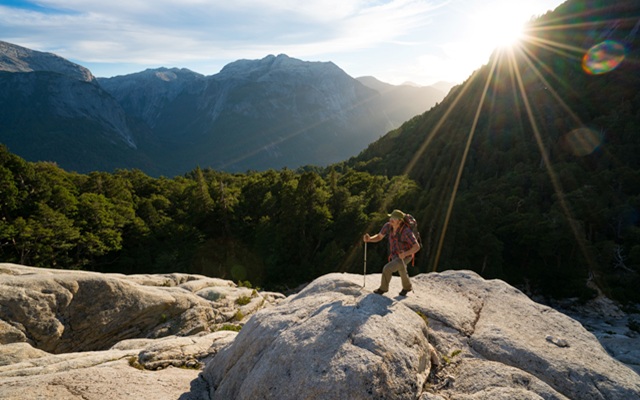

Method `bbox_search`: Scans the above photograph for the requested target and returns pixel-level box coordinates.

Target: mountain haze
[356,75,451,127]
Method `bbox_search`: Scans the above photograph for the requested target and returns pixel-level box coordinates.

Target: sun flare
[484,14,526,48]
[469,1,536,51]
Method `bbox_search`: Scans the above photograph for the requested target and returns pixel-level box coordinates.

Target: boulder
[0,263,281,353]
[204,274,437,399]
[201,271,640,400]
[0,332,236,400]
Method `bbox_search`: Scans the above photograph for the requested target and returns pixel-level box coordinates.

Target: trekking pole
[363,241,367,288]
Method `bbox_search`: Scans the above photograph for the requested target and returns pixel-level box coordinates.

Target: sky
[1,0,566,86]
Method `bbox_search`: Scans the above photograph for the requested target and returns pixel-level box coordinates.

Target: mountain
[0,41,160,175]
[97,54,447,174]
[98,55,387,173]
[0,40,94,82]
[356,75,449,124]
[0,42,448,176]
[347,0,640,300]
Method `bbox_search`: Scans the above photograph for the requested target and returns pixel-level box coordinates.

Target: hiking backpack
[403,213,423,249]
[402,213,423,266]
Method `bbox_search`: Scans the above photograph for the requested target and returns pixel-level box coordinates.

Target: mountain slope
[0,41,161,174]
[0,40,94,82]
[347,0,640,299]
[99,54,443,173]
[356,76,449,126]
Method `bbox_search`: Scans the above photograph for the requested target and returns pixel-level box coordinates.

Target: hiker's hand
[363,234,370,242]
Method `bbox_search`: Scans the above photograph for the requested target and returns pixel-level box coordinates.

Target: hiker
[363,209,420,296]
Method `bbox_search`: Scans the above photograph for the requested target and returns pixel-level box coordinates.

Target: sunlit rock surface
[1,264,638,399]
[201,271,640,400]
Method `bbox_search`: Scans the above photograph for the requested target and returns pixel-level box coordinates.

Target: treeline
[0,145,420,290]
[2,139,640,302]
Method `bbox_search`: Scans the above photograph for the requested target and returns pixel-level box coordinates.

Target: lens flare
[582,40,626,75]
[561,127,602,157]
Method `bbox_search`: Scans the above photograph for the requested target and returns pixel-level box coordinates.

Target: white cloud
[1,0,564,83]
[0,1,445,67]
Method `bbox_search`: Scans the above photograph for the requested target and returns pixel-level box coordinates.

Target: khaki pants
[379,256,412,292]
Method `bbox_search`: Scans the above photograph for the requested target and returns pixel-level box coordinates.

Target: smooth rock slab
[200,271,640,400]
[204,274,435,400]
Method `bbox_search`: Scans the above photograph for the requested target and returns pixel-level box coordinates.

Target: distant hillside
[348,0,640,301]
[356,76,450,124]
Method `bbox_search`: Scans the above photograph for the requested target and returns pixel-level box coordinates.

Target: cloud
[0,0,445,70]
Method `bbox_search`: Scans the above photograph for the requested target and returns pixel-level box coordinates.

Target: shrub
[128,356,144,370]
[219,324,242,332]
[236,295,251,306]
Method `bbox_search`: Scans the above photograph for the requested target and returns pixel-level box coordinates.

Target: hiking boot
[373,288,386,295]
[399,289,412,296]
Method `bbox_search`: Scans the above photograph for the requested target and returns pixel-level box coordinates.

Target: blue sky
[0,0,565,85]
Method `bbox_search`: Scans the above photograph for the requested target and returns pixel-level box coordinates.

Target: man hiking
[363,209,420,296]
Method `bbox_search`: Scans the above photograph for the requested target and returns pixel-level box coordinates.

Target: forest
[1,133,639,303]
[1,0,639,303]
[0,147,418,292]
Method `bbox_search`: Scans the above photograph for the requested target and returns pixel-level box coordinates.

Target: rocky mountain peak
[0,40,95,82]
[217,53,345,81]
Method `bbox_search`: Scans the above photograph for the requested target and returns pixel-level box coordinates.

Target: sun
[484,13,526,48]
[469,1,534,51]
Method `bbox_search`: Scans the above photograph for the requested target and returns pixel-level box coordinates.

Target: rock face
[0,40,95,82]
[0,263,282,354]
[97,67,206,128]
[205,274,437,399]
[0,332,236,400]
[1,265,639,400]
[202,271,640,400]
[0,262,283,399]
[0,40,143,167]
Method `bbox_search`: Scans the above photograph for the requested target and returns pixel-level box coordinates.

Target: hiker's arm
[363,233,385,243]
[398,243,420,259]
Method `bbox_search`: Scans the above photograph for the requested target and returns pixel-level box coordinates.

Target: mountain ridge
[0,43,448,176]
[0,40,95,83]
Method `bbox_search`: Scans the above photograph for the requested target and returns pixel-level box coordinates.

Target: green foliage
[416,310,429,326]
[442,350,462,365]
[128,356,144,370]
[235,296,252,306]
[219,324,242,332]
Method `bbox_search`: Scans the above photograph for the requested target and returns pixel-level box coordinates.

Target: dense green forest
[1,0,639,303]
[0,146,417,291]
